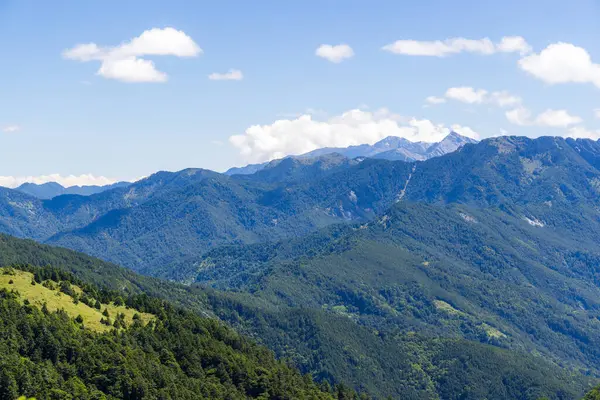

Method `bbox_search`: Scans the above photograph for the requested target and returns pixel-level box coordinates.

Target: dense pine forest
[0,264,362,399]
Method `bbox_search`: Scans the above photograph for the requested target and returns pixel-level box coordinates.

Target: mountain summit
[226,131,477,175]
[370,131,478,161]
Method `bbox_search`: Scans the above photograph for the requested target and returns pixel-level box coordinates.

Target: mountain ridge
[1,135,599,277]
[225,131,477,175]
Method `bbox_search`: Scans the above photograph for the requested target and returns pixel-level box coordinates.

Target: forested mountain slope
[0,262,344,399]
[5,135,598,281]
[189,200,600,373]
[178,136,600,395]
[0,234,589,399]
[0,157,416,275]
[0,133,477,275]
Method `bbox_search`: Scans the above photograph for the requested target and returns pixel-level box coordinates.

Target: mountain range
[2,134,600,397]
[15,181,130,199]
[225,131,477,175]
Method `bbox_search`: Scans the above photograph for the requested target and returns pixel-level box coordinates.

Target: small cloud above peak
[535,109,582,127]
[63,27,201,83]
[315,44,354,63]
[506,107,582,127]
[438,87,521,107]
[567,126,600,140]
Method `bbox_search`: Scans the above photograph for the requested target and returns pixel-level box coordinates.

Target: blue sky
[1,0,599,186]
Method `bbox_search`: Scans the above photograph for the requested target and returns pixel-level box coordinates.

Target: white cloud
[444,87,521,107]
[383,38,493,56]
[518,42,600,88]
[445,87,488,104]
[566,126,600,140]
[0,174,119,189]
[535,109,582,127]
[450,125,479,139]
[506,107,582,127]
[506,107,532,126]
[382,36,529,57]
[111,27,201,58]
[63,27,201,83]
[208,69,243,81]
[63,43,103,61]
[228,108,479,163]
[2,125,21,133]
[315,44,354,63]
[425,96,446,105]
[489,91,522,107]
[98,58,167,83]
[497,36,532,55]
[594,109,600,119]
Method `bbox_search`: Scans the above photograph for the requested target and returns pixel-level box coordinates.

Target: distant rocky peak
[226,131,479,176]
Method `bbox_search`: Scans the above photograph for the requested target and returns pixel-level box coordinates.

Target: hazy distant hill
[16,181,130,199]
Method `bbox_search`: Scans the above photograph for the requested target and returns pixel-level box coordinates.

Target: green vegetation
[0,155,417,276]
[0,268,153,332]
[206,291,589,399]
[0,231,591,398]
[190,201,600,389]
[0,234,209,314]
[584,385,600,399]
[0,264,356,400]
